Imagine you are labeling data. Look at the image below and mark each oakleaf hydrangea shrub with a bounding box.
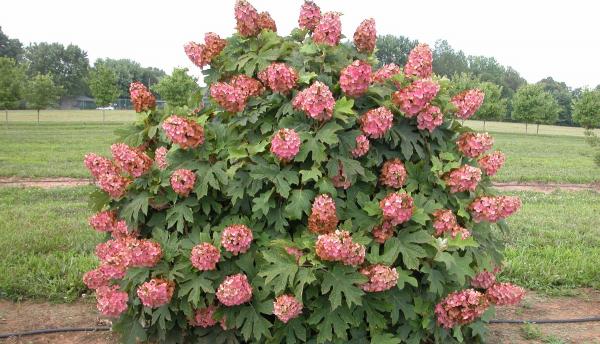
[83,1,524,342]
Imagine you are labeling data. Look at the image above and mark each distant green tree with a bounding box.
[25,42,89,97]
[95,58,166,98]
[572,89,600,129]
[24,74,62,123]
[467,56,526,100]
[375,35,417,67]
[0,26,24,61]
[512,84,560,134]
[88,64,120,122]
[451,73,507,129]
[0,57,26,121]
[537,77,573,124]
[432,40,468,77]
[151,68,199,108]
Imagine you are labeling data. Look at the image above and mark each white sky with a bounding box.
[1,0,599,89]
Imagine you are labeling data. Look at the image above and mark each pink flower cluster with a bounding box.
[371,221,395,243]
[190,243,220,271]
[478,151,506,176]
[392,79,440,117]
[372,63,401,84]
[154,147,168,170]
[417,105,444,132]
[432,209,457,237]
[360,106,394,139]
[353,18,376,53]
[452,89,485,119]
[270,128,301,161]
[170,169,196,197]
[308,194,338,234]
[456,132,494,158]
[111,143,152,178]
[312,12,341,46]
[451,226,471,240]
[184,32,227,68]
[210,75,263,113]
[469,196,521,223]
[162,115,205,149]
[84,153,131,199]
[273,294,303,323]
[485,283,525,306]
[359,264,399,292]
[89,210,117,233]
[129,82,156,113]
[379,192,414,226]
[137,278,175,308]
[293,81,335,121]
[315,230,366,266]
[191,305,218,328]
[380,159,408,189]
[234,0,260,37]
[435,289,489,329]
[83,264,126,290]
[257,11,277,32]
[221,224,253,255]
[216,273,253,306]
[351,134,370,158]
[298,1,321,30]
[331,162,351,189]
[258,63,298,93]
[96,285,128,317]
[285,247,304,263]
[404,43,433,79]
[471,270,497,290]
[340,60,372,98]
[129,240,162,267]
[444,165,482,193]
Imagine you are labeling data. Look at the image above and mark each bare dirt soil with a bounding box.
[0,177,91,189]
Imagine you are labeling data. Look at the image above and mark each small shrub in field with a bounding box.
[83,1,524,342]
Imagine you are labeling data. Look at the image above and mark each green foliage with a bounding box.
[24,73,62,111]
[537,77,573,124]
[572,89,600,129]
[88,63,120,107]
[151,68,200,108]
[375,35,417,67]
[512,84,560,130]
[0,57,26,110]
[0,26,24,61]
[94,58,166,98]
[433,40,468,78]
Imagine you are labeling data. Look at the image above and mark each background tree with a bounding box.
[451,73,507,129]
[572,89,600,129]
[0,57,26,122]
[25,42,89,97]
[512,84,560,134]
[88,63,120,122]
[375,34,417,66]
[95,58,166,98]
[432,40,468,77]
[150,68,199,108]
[24,74,62,123]
[0,26,24,61]
[537,77,573,125]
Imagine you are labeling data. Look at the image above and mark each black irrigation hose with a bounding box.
[2,318,600,339]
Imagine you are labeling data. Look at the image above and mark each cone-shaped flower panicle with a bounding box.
[351,134,370,158]
[360,106,393,139]
[469,196,521,223]
[129,82,156,113]
[340,60,372,98]
[372,63,402,84]
[457,132,494,158]
[221,224,253,255]
[444,165,482,193]
[154,146,168,170]
[84,153,131,199]
[110,220,134,239]
[234,0,260,37]
[471,270,497,290]
[371,221,395,243]
[452,89,485,120]
[315,230,365,266]
[312,12,341,46]
[353,18,376,53]
[308,194,338,234]
[417,105,444,132]
[96,285,128,317]
[216,273,253,306]
[478,151,505,176]
[128,239,163,267]
[137,278,175,308]
[210,75,263,113]
[432,209,458,237]
[258,63,298,93]
[190,305,218,328]
[230,74,265,98]
[435,289,489,329]
[111,143,152,178]
[293,81,335,121]
[485,283,525,306]
[379,192,414,226]
[270,128,301,162]
[257,11,277,32]
[380,159,408,189]
[299,1,321,30]
[83,264,126,290]
[273,294,303,323]
[359,264,399,292]
[184,32,227,68]
[162,115,205,149]
[190,243,220,271]
[392,79,440,117]
[89,210,117,233]
[404,43,433,79]
[170,169,196,197]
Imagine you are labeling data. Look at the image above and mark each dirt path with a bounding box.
[1,290,599,343]
[0,177,91,188]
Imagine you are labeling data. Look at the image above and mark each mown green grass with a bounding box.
[3,109,136,122]
[0,186,103,301]
[501,191,600,291]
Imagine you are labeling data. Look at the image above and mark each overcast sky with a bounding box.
[2,0,599,89]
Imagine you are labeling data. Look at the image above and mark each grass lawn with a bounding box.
[3,109,136,123]
[501,191,600,291]
[0,187,102,301]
